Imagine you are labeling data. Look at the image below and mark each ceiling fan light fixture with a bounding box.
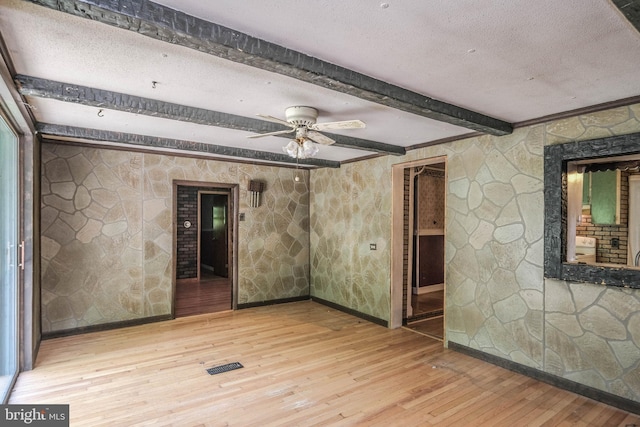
[283,138,320,159]
[283,139,299,158]
[301,139,319,158]
[254,105,364,159]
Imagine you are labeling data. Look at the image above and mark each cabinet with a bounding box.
[416,230,444,288]
[583,170,621,225]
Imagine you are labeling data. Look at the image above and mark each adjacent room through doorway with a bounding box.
[401,160,446,341]
[174,184,236,317]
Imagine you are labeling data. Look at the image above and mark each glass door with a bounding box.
[0,114,18,403]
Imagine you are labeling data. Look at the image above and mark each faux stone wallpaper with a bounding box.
[41,145,144,333]
[441,125,546,369]
[545,279,640,401]
[540,105,640,401]
[41,144,309,333]
[310,102,640,402]
[39,102,640,402]
[311,159,393,321]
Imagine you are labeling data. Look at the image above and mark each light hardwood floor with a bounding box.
[10,301,640,426]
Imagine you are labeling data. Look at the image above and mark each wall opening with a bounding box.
[391,156,447,339]
[174,182,238,317]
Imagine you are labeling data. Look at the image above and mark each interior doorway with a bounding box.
[199,192,229,279]
[174,184,237,317]
[391,157,446,341]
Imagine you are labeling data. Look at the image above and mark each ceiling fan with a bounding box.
[248,106,365,159]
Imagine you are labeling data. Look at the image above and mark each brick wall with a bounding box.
[402,168,410,320]
[176,186,199,278]
[575,171,635,265]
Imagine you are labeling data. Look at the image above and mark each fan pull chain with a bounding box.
[294,156,301,182]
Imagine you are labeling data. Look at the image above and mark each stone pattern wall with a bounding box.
[545,279,640,400]
[41,146,145,332]
[443,126,546,368]
[311,161,392,321]
[310,103,640,402]
[41,144,310,333]
[541,105,640,401]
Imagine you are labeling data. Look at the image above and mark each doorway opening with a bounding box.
[174,183,238,317]
[391,157,446,341]
[199,191,230,280]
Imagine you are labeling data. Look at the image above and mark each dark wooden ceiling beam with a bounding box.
[35,123,341,168]
[27,0,513,136]
[16,74,404,156]
[612,0,640,33]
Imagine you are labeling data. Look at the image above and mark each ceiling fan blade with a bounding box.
[256,114,293,127]
[306,130,336,145]
[310,119,366,131]
[247,128,295,139]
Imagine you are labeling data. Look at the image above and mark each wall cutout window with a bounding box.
[544,132,640,288]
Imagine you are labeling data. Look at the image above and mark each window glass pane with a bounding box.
[0,114,18,402]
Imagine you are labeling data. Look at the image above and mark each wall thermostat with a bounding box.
[183,220,192,229]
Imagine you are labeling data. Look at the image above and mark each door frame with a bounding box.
[0,55,38,384]
[173,181,239,314]
[390,156,447,331]
[628,175,640,266]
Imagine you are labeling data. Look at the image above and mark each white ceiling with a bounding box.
[1,0,639,167]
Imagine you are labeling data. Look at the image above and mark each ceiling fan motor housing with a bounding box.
[285,106,318,127]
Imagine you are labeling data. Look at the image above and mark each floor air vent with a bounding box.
[206,362,244,375]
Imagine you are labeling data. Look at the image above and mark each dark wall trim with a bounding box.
[406,131,483,151]
[544,132,640,288]
[36,123,341,168]
[612,0,640,34]
[514,95,640,129]
[42,314,172,339]
[27,0,512,136]
[311,296,389,328]
[237,295,309,310]
[449,341,640,416]
[42,138,318,171]
[405,96,640,152]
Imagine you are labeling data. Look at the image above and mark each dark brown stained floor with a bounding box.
[408,290,444,340]
[406,316,444,341]
[175,271,231,317]
[10,301,640,426]
[410,290,444,318]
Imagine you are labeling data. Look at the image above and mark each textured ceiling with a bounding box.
[1,0,639,168]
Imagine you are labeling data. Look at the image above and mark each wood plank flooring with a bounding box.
[10,301,640,426]
[175,273,231,317]
[408,290,444,340]
[410,290,444,319]
[405,316,444,341]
